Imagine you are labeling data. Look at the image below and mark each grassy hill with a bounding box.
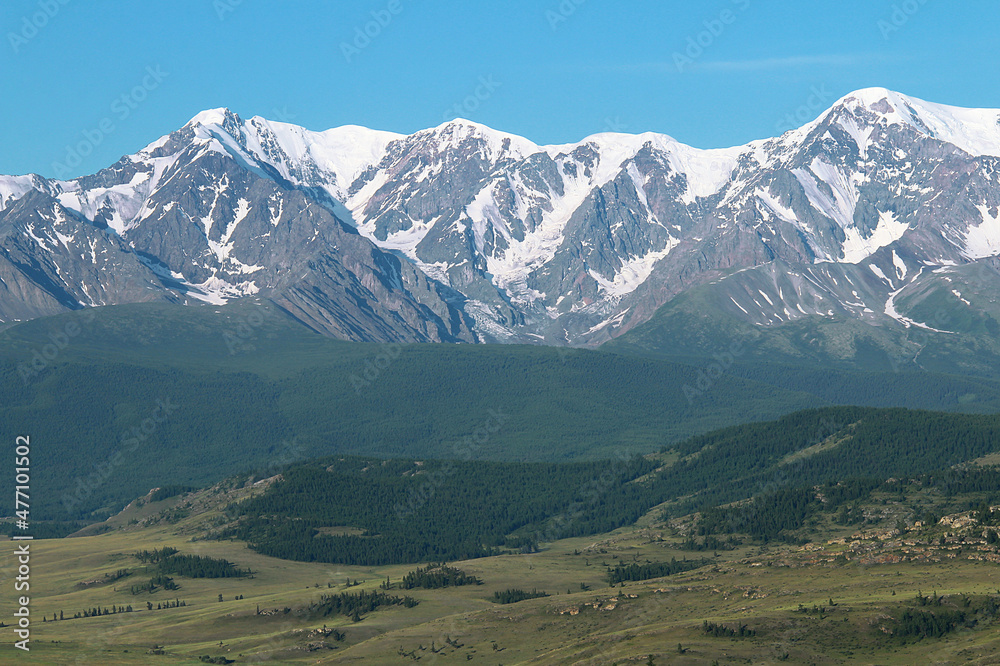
[603,268,1000,381]
[9,409,1000,663]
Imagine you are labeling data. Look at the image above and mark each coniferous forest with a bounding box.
[218,407,1000,566]
[225,456,660,565]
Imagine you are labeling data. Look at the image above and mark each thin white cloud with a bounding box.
[556,53,909,76]
[696,54,895,72]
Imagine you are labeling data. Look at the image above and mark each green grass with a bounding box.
[8,472,1000,665]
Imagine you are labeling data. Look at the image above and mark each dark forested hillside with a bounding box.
[224,456,661,565]
[660,407,1000,515]
[0,303,820,520]
[218,406,1000,566]
[6,303,1000,523]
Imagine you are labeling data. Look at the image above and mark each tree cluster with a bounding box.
[400,563,482,589]
[607,558,712,584]
[491,589,549,604]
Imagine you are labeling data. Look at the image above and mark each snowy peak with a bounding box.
[543,130,744,207]
[417,118,541,163]
[168,109,406,199]
[3,89,1000,347]
[0,174,54,213]
[733,89,1000,271]
[828,88,1000,157]
[184,107,241,129]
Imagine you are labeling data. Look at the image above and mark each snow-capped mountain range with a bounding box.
[2,88,1000,349]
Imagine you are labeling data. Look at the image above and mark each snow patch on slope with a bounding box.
[381,216,440,261]
[962,205,1000,259]
[184,275,260,305]
[244,117,403,196]
[465,146,624,305]
[588,242,679,298]
[892,250,908,279]
[885,286,949,332]
[792,158,859,231]
[792,155,909,263]
[841,211,909,263]
[585,308,630,335]
[838,116,875,153]
[207,197,252,263]
[868,263,892,285]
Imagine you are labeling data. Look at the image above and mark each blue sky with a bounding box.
[2,0,998,178]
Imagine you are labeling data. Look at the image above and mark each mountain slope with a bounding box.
[8,300,1000,520]
[0,301,826,519]
[1,89,999,359]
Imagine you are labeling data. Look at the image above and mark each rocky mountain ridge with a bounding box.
[2,88,999,353]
